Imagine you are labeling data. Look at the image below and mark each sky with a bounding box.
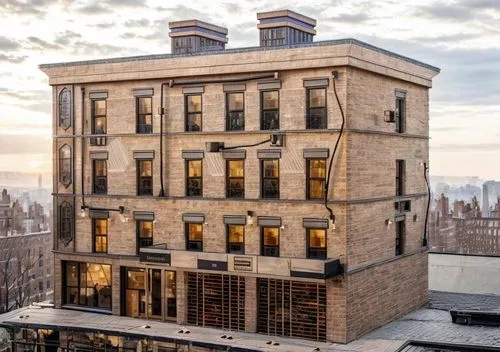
[0,0,499,179]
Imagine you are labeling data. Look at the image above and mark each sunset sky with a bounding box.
[0,0,499,178]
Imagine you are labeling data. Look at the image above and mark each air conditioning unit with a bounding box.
[270,133,285,147]
[90,136,107,146]
[384,110,396,123]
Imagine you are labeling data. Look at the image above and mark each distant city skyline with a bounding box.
[1,0,499,177]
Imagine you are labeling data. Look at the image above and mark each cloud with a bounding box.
[0,53,27,63]
[27,36,62,50]
[325,13,370,24]
[415,0,499,22]
[75,3,112,15]
[0,135,51,155]
[104,0,146,7]
[92,22,115,29]
[54,30,82,46]
[0,0,45,16]
[124,18,150,27]
[432,143,500,152]
[0,36,21,51]
[70,41,136,56]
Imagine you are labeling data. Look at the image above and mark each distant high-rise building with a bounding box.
[37,173,43,189]
[482,181,500,217]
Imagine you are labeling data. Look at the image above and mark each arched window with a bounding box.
[59,144,72,187]
[59,88,72,130]
[59,201,73,246]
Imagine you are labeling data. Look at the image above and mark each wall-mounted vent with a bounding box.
[169,19,228,54]
[256,9,316,47]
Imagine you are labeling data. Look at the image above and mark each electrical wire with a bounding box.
[324,72,345,223]
[221,137,272,150]
[423,162,430,246]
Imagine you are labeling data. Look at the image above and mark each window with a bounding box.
[59,201,73,246]
[226,160,244,198]
[92,160,107,194]
[261,28,286,46]
[59,88,71,130]
[261,90,279,130]
[186,223,203,251]
[136,221,153,254]
[93,219,108,253]
[396,95,406,133]
[395,219,405,255]
[46,280,50,289]
[185,95,202,131]
[307,159,326,200]
[136,97,152,133]
[186,159,202,197]
[39,281,44,292]
[64,262,112,310]
[91,99,106,134]
[261,227,279,257]
[261,159,279,199]
[174,37,193,54]
[306,88,327,129]
[227,225,244,254]
[59,144,72,187]
[307,229,327,259]
[137,160,153,196]
[226,92,244,131]
[396,159,405,196]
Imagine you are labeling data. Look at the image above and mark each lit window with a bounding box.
[186,223,203,251]
[261,227,279,257]
[137,160,153,196]
[137,221,153,253]
[185,95,202,131]
[307,159,326,200]
[93,219,108,253]
[227,160,244,198]
[227,225,245,254]
[307,229,327,259]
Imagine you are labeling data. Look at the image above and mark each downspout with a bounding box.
[81,87,86,210]
[423,162,430,247]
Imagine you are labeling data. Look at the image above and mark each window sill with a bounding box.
[62,304,112,315]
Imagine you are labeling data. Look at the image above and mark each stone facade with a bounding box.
[42,37,439,344]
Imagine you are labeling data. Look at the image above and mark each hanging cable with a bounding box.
[324,71,345,224]
[220,137,272,151]
[423,162,430,246]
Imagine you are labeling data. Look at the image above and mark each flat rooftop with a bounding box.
[1,292,499,351]
[38,38,440,72]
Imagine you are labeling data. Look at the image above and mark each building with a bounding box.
[39,9,439,345]
[0,231,53,313]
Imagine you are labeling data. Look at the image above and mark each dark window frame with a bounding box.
[395,219,406,255]
[260,90,280,130]
[91,99,107,134]
[227,224,245,254]
[136,220,153,254]
[307,228,327,260]
[137,159,153,196]
[226,159,244,198]
[396,96,406,133]
[261,159,279,199]
[261,226,280,257]
[226,92,245,131]
[92,159,107,195]
[186,159,203,197]
[396,159,405,196]
[136,96,153,134]
[306,87,327,129]
[186,223,203,252]
[92,218,108,254]
[59,144,72,187]
[306,158,326,200]
[184,94,202,132]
